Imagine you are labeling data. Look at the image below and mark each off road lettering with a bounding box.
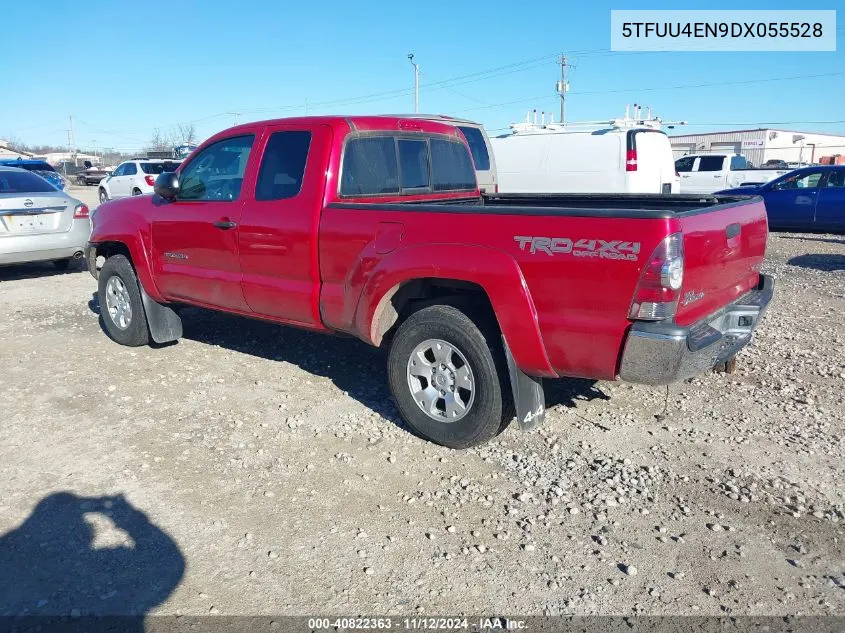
[514,236,640,261]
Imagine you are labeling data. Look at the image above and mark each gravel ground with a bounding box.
[0,220,843,618]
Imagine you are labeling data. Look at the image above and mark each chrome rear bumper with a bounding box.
[618,274,774,385]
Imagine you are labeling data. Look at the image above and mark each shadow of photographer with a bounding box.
[0,491,184,629]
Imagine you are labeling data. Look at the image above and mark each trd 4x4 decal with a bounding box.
[514,236,641,261]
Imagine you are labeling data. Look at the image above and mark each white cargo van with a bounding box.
[491,120,679,194]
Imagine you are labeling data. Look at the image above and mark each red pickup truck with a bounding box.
[86,115,773,448]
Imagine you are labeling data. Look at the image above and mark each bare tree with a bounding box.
[172,123,197,145]
[2,135,26,151]
[147,128,170,152]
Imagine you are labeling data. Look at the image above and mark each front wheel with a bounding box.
[387,304,508,449]
[99,188,109,204]
[98,254,150,347]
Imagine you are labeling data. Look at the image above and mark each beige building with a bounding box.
[669,128,845,166]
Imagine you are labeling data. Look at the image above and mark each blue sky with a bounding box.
[2,0,842,152]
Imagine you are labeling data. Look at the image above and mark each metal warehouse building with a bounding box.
[669,129,845,166]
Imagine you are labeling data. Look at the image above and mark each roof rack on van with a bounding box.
[505,105,687,135]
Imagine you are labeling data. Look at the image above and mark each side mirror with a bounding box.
[155,172,180,201]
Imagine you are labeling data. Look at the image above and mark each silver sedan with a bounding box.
[0,166,92,270]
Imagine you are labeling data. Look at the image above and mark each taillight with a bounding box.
[628,233,684,321]
[626,149,638,172]
[145,175,156,186]
[73,204,90,219]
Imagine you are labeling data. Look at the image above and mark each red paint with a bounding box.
[89,115,769,383]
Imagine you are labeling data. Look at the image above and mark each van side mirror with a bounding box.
[154,172,180,200]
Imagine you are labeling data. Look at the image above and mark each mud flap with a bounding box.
[503,338,546,431]
[140,286,183,344]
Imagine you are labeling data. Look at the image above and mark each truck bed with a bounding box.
[329,192,759,218]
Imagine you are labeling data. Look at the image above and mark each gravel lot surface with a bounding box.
[1,207,843,617]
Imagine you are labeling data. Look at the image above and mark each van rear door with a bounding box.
[626,130,678,194]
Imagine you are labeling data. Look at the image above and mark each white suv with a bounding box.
[98,159,181,203]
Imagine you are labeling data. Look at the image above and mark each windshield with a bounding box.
[141,162,180,174]
[0,170,58,193]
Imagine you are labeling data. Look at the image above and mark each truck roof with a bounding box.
[219,115,466,138]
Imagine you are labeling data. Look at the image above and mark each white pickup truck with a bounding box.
[675,154,791,194]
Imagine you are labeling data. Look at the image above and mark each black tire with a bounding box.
[53,259,71,271]
[387,304,510,449]
[98,254,150,347]
[99,188,108,204]
[132,188,142,196]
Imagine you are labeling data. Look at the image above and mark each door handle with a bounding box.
[213,220,237,229]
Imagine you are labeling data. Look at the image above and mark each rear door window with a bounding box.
[124,163,138,175]
[340,137,399,196]
[430,139,476,191]
[697,156,725,172]
[255,130,312,200]
[141,162,177,175]
[457,126,490,171]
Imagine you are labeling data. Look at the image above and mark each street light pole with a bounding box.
[408,53,419,113]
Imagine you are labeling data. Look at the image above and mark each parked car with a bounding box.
[76,166,111,186]
[675,153,790,194]
[0,166,91,269]
[98,159,182,203]
[491,124,679,194]
[86,115,772,448]
[716,165,845,233]
[0,159,66,190]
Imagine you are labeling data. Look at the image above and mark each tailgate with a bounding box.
[674,197,768,326]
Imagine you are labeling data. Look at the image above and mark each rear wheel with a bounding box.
[99,188,108,204]
[98,255,150,347]
[387,304,508,449]
[132,187,142,196]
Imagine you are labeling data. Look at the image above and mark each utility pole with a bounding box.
[229,112,241,125]
[555,55,574,125]
[68,115,77,165]
[304,98,309,115]
[408,53,419,113]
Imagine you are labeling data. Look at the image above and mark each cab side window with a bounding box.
[340,137,399,196]
[124,163,138,176]
[112,164,126,177]
[178,135,255,201]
